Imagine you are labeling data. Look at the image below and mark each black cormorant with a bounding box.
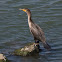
[19,8,51,50]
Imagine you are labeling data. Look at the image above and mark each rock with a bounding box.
[0,54,8,62]
[13,42,41,56]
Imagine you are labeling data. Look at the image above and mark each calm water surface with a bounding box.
[0,0,62,62]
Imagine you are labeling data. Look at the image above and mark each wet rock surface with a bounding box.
[0,54,8,62]
[13,43,41,56]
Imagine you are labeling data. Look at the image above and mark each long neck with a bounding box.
[27,12,33,24]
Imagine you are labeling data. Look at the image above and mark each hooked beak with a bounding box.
[19,9,26,12]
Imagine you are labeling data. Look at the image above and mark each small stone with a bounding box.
[0,54,8,62]
[0,54,6,61]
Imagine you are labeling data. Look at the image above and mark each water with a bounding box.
[0,0,62,62]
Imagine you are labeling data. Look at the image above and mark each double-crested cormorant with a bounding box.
[19,8,51,50]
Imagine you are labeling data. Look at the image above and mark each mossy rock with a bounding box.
[13,43,40,56]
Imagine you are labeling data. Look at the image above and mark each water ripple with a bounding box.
[0,0,62,62]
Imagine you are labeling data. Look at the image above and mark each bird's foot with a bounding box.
[34,43,40,49]
[35,40,39,43]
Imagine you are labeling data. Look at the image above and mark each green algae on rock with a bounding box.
[14,43,40,56]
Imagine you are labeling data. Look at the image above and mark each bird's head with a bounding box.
[19,8,31,14]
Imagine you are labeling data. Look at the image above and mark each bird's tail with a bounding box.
[43,42,51,50]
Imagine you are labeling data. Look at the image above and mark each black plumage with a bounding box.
[19,8,51,50]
